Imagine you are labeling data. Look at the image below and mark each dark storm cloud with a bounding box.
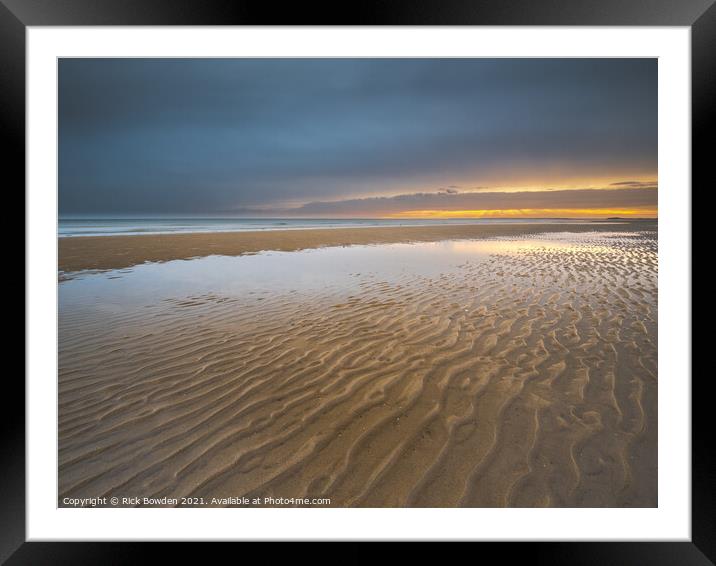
[58,58,657,215]
[609,181,657,188]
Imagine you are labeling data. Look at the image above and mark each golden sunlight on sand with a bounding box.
[58,222,657,508]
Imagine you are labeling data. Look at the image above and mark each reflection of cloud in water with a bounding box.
[59,231,654,312]
[445,238,572,255]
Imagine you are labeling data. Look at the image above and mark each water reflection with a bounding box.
[58,232,652,311]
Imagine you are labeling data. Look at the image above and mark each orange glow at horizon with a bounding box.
[349,176,658,200]
[384,208,658,219]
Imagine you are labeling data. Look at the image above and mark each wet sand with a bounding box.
[58,225,657,507]
[59,221,652,274]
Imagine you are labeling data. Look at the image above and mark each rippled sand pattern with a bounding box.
[58,232,657,507]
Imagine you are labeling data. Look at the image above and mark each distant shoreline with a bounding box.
[58,219,657,275]
[57,217,657,238]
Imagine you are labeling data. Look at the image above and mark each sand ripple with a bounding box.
[58,231,657,507]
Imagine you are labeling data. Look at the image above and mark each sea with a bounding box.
[58,217,608,237]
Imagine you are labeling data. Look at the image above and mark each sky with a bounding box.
[59,58,657,218]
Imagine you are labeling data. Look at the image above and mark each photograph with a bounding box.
[56,57,659,509]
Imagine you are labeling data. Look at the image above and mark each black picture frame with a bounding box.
[6,0,706,562]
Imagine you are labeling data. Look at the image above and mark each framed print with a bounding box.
[6,0,707,562]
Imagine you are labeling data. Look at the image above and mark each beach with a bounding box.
[58,221,652,274]
[58,221,657,507]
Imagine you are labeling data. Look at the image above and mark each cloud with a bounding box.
[58,58,657,215]
[254,185,658,217]
[609,181,657,188]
